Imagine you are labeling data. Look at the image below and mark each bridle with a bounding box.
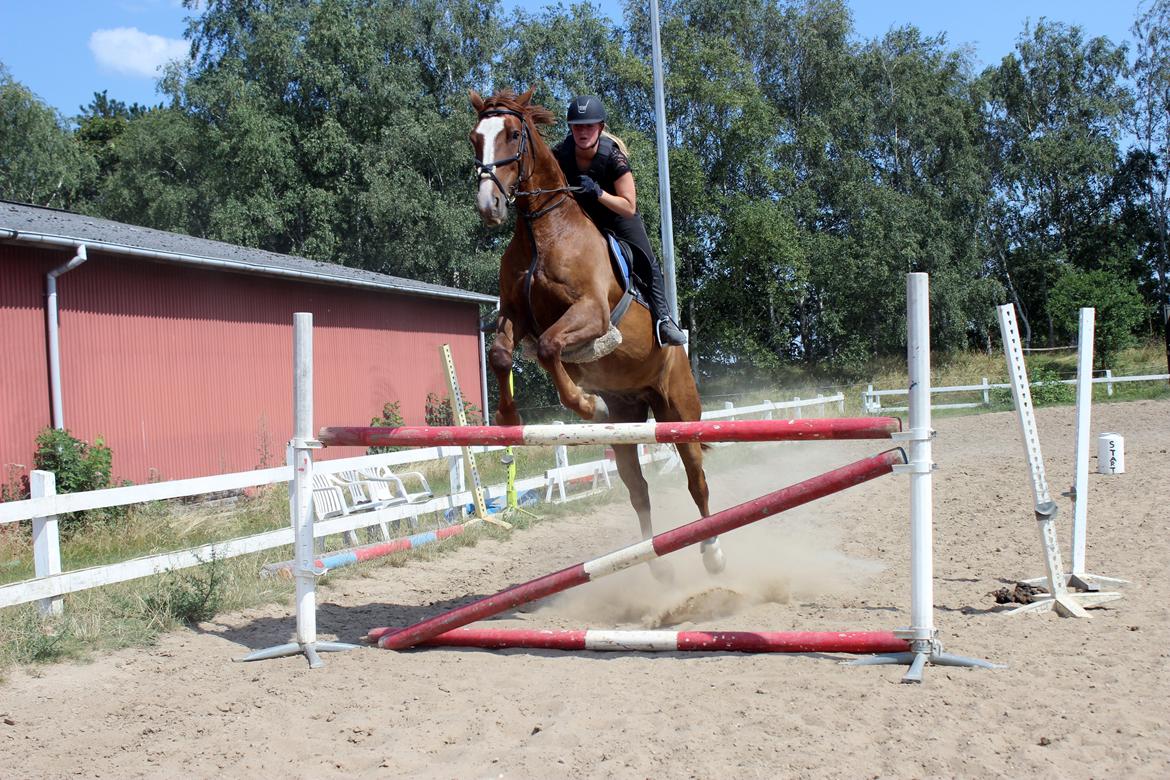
[473,108,580,220]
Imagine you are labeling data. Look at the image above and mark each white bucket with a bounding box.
[1097,432,1125,475]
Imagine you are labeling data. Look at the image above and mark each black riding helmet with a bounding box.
[567,95,606,125]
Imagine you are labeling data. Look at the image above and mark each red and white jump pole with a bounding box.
[417,628,911,654]
[247,274,998,681]
[318,417,901,449]
[368,449,906,648]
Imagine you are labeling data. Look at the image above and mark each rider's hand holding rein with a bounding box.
[576,174,604,200]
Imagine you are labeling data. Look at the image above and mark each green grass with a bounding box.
[0,445,624,676]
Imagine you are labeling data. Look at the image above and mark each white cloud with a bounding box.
[89,27,188,78]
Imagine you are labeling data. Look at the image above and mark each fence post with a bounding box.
[553,421,568,501]
[448,453,465,494]
[553,421,569,470]
[982,377,990,406]
[817,393,825,417]
[838,394,845,414]
[1105,368,1114,397]
[764,400,773,420]
[864,384,874,414]
[30,470,63,617]
[793,396,802,419]
[723,401,734,419]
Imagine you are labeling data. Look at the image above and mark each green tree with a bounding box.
[979,21,1131,346]
[1130,0,1170,310]
[0,63,92,208]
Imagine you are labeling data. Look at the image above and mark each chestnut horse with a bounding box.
[469,87,724,576]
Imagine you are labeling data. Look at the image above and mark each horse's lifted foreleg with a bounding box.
[536,300,610,421]
[489,312,523,426]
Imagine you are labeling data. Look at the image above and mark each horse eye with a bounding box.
[511,130,521,140]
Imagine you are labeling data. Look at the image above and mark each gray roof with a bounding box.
[0,200,496,305]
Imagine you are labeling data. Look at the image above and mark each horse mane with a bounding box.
[481,89,556,126]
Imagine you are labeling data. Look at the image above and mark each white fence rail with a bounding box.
[862,371,1169,413]
[1,392,841,612]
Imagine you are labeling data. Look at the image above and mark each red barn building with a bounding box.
[1,201,495,483]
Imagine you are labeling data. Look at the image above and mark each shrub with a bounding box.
[32,427,125,535]
[1,464,28,502]
[141,556,225,627]
[425,390,483,426]
[1027,365,1075,406]
[1049,270,1146,364]
[368,401,405,454]
[34,427,114,494]
[988,365,1073,408]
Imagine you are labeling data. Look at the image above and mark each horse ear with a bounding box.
[469,89,485,113]
[518,87,535,106]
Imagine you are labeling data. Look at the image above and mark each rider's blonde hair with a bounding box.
[602,130,630,158]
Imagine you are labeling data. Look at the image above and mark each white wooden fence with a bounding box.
[862,370,1170,413]
[1,392,842,614]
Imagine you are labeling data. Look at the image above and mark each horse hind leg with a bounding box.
[676,441,724,574]
[611,439,673,584]
[651,367,724,575]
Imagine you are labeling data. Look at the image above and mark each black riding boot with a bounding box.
[639,255,687,347]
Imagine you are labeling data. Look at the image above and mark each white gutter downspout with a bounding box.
[46,244,89,429]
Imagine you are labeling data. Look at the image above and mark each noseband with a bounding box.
[474,109,530,205]
[474,108,580,220]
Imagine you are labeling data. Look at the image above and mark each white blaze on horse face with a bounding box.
[475,116,507,220]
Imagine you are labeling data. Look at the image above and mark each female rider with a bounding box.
[552,95,687,347]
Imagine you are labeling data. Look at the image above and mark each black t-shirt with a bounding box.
[553,134,635,232]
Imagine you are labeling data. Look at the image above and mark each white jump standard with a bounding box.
[995,304,1122,616]
[240,314,359,667]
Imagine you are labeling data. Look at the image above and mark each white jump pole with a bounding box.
[995,304,1121,616]
[852,273,1000,682]
[1067,308,1128,591]
[241,313,357,667]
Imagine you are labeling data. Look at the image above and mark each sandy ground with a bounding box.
[1,399,1168,779]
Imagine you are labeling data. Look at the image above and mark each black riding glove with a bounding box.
[577,175,603,199]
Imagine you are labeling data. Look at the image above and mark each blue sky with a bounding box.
[0,1,1148,119]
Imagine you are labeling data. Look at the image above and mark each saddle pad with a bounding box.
[606,233,632,293]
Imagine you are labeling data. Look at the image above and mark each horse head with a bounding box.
[468,87,554,226]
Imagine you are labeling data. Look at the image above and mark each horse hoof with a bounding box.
[648,558,675,584]
[590,395,609,422]
[700,539,726,575]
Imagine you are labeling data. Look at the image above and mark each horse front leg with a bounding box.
[535,300,610,422]
[488,313,523,426]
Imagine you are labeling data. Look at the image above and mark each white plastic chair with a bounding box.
[310,473,363,548]
[358,465,433,505]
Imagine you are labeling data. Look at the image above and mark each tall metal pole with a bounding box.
[649,0,678,320]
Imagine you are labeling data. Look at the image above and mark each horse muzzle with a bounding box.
[476,178,508,226]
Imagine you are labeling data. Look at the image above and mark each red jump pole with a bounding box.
[319,417,901,449]
[418,628,911,654]
[369,448,906,650]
